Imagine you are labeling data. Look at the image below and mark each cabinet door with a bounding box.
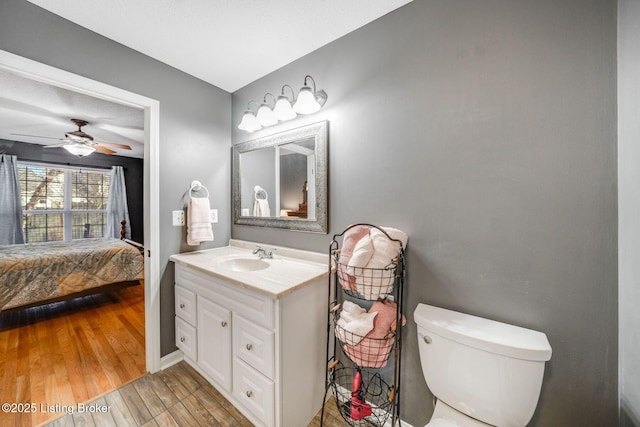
[197,296,232,392]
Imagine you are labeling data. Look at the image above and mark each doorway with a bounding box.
[0,49,160,420]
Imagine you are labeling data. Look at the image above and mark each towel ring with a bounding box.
[190,180,209,199]
[254,185,268,200]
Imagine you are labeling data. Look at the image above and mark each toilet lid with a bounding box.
[426,418,458,427]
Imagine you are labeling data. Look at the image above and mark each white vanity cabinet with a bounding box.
[171,247,328,427]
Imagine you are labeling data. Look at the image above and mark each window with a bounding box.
[18,163,111,243]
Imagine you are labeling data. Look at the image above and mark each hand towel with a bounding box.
[338,225,370,291]
[253,199,271,217]
[187,197,213,246]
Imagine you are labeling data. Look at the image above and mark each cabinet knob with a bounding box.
[246,390,253,398]
[180,336,185,343]
[221,321,228,327]
[423,335,432,344]
[246,344,253,351]
[179,303,185,309]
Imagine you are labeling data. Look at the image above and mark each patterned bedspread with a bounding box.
[0,238,144,312]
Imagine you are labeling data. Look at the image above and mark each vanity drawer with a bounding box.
[175,285,196,326]
[175,264,274,329]
[233,314,275,379]
[175,317,197,361]
[233,358,274,427]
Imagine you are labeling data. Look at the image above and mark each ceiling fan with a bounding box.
[10,118,132,157]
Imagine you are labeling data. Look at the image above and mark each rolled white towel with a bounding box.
[355,227,408,299]
[340,300,366,322]
[366,227,407,268]
[335,301,377,346]
[346,233,374,274]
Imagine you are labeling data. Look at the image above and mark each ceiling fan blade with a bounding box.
[95,141,132,150]
[9,133,62,140]
[43,143,69,148]
[94,145,117,155]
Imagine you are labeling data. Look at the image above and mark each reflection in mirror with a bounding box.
[278,139,315,219]
[233,121,328,233]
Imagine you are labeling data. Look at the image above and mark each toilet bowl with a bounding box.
[414,304,552,427]
[426,400,492,427]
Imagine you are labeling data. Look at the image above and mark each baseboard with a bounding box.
[160,349,184,370]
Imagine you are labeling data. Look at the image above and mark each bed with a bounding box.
[0,235,144,313]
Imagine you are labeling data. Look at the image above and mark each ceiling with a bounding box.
[26,0,414,92]
[0,69,145,158]
[2,0,413,158]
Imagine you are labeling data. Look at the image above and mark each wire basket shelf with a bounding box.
[321,223,406,427]
[329,366,395,427]
[331,304,396,369]
[335,259,398,301]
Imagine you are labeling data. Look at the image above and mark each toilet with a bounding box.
[414,304,552,427]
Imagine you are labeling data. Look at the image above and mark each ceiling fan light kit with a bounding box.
[10,118,133,157]
[237,75,327,133]
[63,143,96,157]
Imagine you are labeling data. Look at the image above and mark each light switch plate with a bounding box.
[172,210,185,226]
[210,209,218,223]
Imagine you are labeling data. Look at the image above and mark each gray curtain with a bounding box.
[105,165,131,239]
[0,154,25,245]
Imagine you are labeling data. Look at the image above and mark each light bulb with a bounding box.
[293,87,321,114]
[273,95,297,121]
[238,111,262,132]
[63,143,96,157]
[256,103,278,126]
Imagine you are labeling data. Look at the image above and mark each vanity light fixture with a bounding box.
[237,75,327,132]
[237,100,262,133]
[256,93,278,126]
[273,85,297,121]
[293,75,327,115]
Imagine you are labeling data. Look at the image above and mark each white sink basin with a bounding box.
[219,257,270,272]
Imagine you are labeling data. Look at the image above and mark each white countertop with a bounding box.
[169,239,329,299]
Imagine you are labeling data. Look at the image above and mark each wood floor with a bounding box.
[0,284,146,427]
[41,360,348,427]
[0,284,349,426]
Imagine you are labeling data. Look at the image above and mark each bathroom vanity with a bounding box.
[169,240,329,427]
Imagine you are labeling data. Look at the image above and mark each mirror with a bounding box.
[233,121,328,233]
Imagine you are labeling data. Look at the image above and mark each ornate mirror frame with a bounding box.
[232,120,328,233]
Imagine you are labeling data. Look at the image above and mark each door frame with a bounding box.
[0,49,161,373]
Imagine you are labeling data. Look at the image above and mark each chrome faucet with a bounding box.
[253,246,274,259]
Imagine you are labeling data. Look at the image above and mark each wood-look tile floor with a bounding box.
[0,285,146,427]
[42,361,347,427]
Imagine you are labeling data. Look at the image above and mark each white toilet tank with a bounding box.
[414,304,552,427]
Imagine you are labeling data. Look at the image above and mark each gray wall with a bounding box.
[0,139,144,244]
[0,0,232,357]
[618,1,640,425]
[232,1,618,426]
